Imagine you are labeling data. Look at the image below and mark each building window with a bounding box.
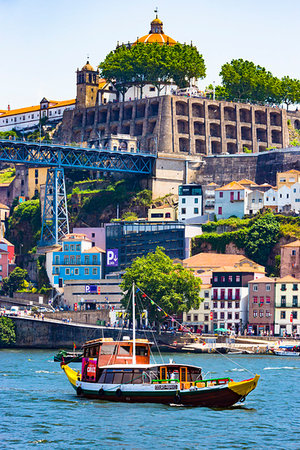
[236,276,241,283]
[194,208,199,214]
[92,255,97,264]
[281,311,286,319]
[253,296,258,303]
[228,289,232,300]
[70,244,75,251]
[219,192,223,198]
[187,315,191,321]
[92,268,97,275]
[281,284,286,291]
[194,314,198,322]
[259,310,264,318]
[213,289,218,300]
[253,310,257,318]
[259,297,264,305]
[218,207,222,215]
[221,276,225,283]
[266,310,271,317]
[182,198,186,204]
[253,285,258,291]
[220,301,225,309]
[292,284,298,291]
[84,256,89,264]
[213,301,217,308]
[235,312,239,320]
[64,257,69,264]
[266,296,271,304]
[65,268,70,275]
[228,301,232,308]
[235,289,240,300]
[213,312,217,319]
[292,296,298,307]
[76,244,80,251]
[204,315,209,321]
[235,301,240,309]
[228,276,233,283]
[74,268,79,275]
[292,250,296,256]
[0,265,2,272]
[204,302,209,310]
[213,276,218,282]
[181,208,186,215]
[84,268,89,275]
[204,291,209,298]
[228,312,232,320]
[64,244,69,251]
[281,296,286,307]
[54,255,59,264]
[292,311,297,319]
[266,284,271,291]
[220,312,225,319]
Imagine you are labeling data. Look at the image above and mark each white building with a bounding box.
[247,190,264,215]
[214,181,251,220]
[0,98,75,132]
[291,182,300,213]
[178,184,203,222]
[264,185,291,212]
[182,284,212,333]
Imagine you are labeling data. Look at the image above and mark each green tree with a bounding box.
[0,317,16,345]
[244,213,280,266]
[6,199,41,252]
[99,42,206,98]
[220,59,276,103]
[120,247,202,327]
[279,76,300,110]
[2,267,29,296]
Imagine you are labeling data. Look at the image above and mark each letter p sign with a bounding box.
[107,249,118,267]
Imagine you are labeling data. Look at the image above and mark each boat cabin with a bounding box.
[81,338,152,381]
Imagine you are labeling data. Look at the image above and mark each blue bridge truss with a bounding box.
[0,140,156,247]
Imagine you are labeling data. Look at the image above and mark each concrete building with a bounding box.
[291,182,300,213]
[182,253,254,277]
[248,276,275,335]
[202,182,218,214]
[247,190,264,215]
[280,240,300,279]
[214,181,251,219]
[211,261,265,333]
[63,278,122,310]
[0,98,75,132]
[46,233,105,288]
[178,184,202,222]
[263,185,291,212]
[274,275,300,336]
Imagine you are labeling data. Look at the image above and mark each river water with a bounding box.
[0,349,300,449]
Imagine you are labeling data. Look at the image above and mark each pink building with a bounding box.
[281,240,300,279]
[0,249,9,281]
[0,237,15,264]
[248,276,275,335]
[73,227,106,250]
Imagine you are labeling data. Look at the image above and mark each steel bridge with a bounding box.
[0,139,156,247]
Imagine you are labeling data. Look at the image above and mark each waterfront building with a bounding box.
[178,184,203,222]
[46,233,105,288]
[211,262,265,333]
[63,278,122,310]
[280,240,300,279]
[182,253,255,277]
[182,283,212,333]
[214,181,251,220]
[274,275,300,336]
[0,98,75,132]
[263,185,291,212]
[248,276,275,335]
[105,221,186,275]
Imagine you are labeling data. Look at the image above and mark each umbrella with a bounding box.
[214,327,228,332]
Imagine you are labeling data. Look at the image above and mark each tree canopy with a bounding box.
[2,267,29,296]
[0,317,16,345]
[217,59,300,107]
[120,247,202,325]
[6,199,41,252]
[99,42,206,98]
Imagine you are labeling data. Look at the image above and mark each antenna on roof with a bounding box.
[87,53,90,63]
[154,7,158,17]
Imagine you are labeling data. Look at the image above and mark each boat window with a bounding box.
[187,368,202,382]
[101,344,117,355]
[180,367,187,382]
[122,369,133,384]
[160,367,167,380]
[90,346,99,357]
[136,346,148,356]
[98,370,106,383]
[118,345,131,355]
[113,370,123,384]
[104,370,114,384]
[132,369,143,384]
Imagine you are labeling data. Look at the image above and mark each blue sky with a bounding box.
[1,0,299,109]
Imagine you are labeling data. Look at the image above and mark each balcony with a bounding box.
[54,261,100,266]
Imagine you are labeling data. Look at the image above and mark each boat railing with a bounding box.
[150,377,231,389]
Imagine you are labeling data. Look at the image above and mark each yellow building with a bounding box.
[274,275,300,336]
[147,205,177,222]
[277,169,300,189]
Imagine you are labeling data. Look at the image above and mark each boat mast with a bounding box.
[132,282,136,364]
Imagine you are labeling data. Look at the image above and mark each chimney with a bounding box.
[8,105,10,111]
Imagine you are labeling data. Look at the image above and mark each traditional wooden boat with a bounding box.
[61,336,259,407]
[61,284,259,407]
[273,345,300,356]
[54,349,83,363]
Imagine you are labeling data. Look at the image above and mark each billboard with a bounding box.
[106,249,119,267]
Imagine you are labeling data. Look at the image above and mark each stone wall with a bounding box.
[44,310,110,325]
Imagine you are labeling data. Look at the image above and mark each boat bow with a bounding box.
[228,374,260,397]
[61,363,80,389]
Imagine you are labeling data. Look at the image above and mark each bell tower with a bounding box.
[76,60,99,108]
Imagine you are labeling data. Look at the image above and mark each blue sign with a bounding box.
[107,249,118,267]
[85,285,101,294]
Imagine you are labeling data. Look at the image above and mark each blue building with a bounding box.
[46,233,105,288]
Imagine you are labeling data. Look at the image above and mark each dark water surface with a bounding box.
[1,349,300,449]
